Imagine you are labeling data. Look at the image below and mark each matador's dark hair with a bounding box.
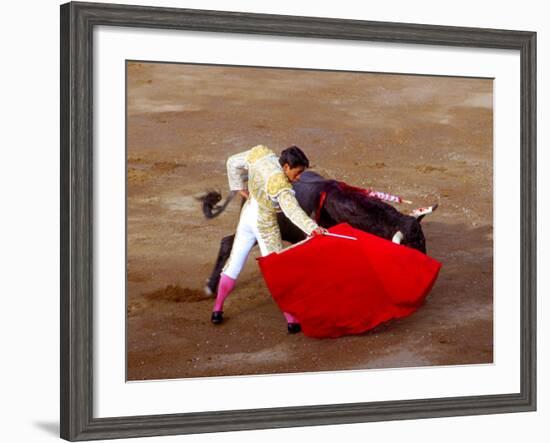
[279,145,310,169]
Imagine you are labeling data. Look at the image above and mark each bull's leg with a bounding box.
[204,234,235,295]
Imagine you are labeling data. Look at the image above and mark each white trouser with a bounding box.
[222,198,271,280]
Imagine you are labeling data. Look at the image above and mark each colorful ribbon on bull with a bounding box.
[337,181,403,203]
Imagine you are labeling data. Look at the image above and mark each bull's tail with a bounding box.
[197,190,237,219]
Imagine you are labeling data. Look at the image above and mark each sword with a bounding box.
[323,232,357,241]
[281,231,357,253]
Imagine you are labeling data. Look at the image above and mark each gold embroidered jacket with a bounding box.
[226,145,319,252]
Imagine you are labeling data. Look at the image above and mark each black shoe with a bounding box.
[287,323,302,334]
[211,311,224,324]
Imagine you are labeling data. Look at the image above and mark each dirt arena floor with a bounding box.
[126,61,493,381]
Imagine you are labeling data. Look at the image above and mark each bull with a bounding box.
[200,170,436,295]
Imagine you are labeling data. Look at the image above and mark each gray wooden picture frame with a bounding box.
[60,1,537,441]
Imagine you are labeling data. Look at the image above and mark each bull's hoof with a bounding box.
[211,311,224,325]
[287,323,302,334]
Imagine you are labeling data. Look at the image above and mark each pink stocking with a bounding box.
[213,274,236,312]
[283,312,299,324]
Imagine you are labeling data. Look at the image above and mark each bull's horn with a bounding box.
[392,231,404,244]
[411,203,439,220]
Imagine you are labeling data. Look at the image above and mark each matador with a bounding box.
[211,145,326,333]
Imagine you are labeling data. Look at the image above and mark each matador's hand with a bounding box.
[311,227,328,236]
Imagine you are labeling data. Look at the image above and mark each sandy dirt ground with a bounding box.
[126,61,493,381]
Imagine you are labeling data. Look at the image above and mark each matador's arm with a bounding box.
[226,150,249,191]
[267,173,319,236]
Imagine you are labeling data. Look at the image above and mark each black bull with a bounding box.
[202,170,427,295]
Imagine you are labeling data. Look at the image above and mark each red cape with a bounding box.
[257,223,441,338]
